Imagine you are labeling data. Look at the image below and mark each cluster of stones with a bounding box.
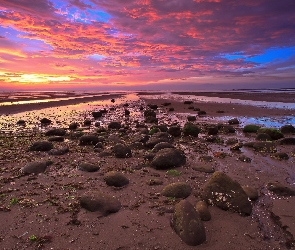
[18,100,295,246]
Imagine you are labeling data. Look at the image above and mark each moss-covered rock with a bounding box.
[183,122,201,137]
[151,148,186,169]
[257,128,284,140]
[161,182,192,198]
[243,124,261,133]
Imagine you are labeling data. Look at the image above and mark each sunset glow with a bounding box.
[0,0,294,90]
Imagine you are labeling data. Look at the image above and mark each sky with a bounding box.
[0,0,294,91]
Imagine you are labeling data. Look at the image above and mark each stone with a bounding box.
[242,186,259,200]
[80,191,121,215]
[78,162,100,172]
[144,109,156,117]
[195,201,211,221]
[271,152,289,160]
[48,136,64,142]
[21,160,53,174]
[280,124,295,134]
[45,128,66,136]
[192,163,215,173]
[220,125,235,133]
[257,128,284,140]
[167,126,182,137]
[267,182,295,196]
[79,135,99,145]
[29,141,53,151]
[92,111,102,119]
[201,171,252,215]
[16,120,26,126]
[278,138,295,145]
[48,147,69,155]
[184,100,193,104]
[207,126,219,135]
[108,121,121,129]
[104,171,129,187]
[198,110,206,116]
[146,178,163,186]
[113,144,132,158]
[152,142,174,153]
[183,122,201,137]
[243,124,261,133]
[171,200,206,246]
[238,155,252,163]
[124,109,130,116]
[69,122,79,130]
[151,148,186,170]
[145,116,158,123]
[145,132,172,149]
[228,118,239,125]
[40,118,51,125]
[161,182,192,198]
[83,119,91,126]
[256,133,272,141]
[187,115,196,121]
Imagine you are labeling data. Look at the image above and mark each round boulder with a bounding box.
[151,148,186,170]
[79,135,99,146]
[21,160,53,174]
[195,201,211,221]
[104,171,129,187]
[113,144,132,158]
[161,182,192,198]
[29,141,53,151]
[171,200,206,246]
[45,128,66,136]
[78,162,100,172]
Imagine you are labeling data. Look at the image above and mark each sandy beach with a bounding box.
[0,91,295,249]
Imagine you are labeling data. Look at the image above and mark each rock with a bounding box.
[207,126,219,135]
[16,120,26,126]
[243,124,261,133]
[48,147,69,155]
[156,124,168,132]
[151,148,186,170]
[152,142,174,153]
[220,125,235,133]
[45,128,66,136]
[242,186,259,200]
[256,133,272,141]
[226,138,238,145]
[29,141,53,151]
[148,104,158,110]
[92,111,102,119]
[79,135,99,145]
[228,118,239,125]
[111,98,115,103]
[145,116,158,123]
[144,109,156,117]
[194,107,201,111]
[108,121,121,129]
[83,119,91,126]
[162,102,171,106]
[230,143,243,151]
[267,182,295,196]
[183,122,201,137]
[146,178,163,186]
[145,132,172,149]
[257,128,284,140]
[69,122,79,130]
[124,109,130,116]
[199,155,213,162]
[271,152,289,160]
[21,160,53,174]
[238,155,252,163]
[184,100,193,104]
[113,144,132,158]
[169,107,174,111]
[80,191,121,215]
[198,110,206,116]
[94,121,100,127]
[161,182,192,198]
[78,162,100,172]
[48,136,64,142]
[201,171,252,215]
[40,118,51,125]
[167,126,182,137]
[278,137,295,145]
[104,171,129,187]
[195,201,211,221]
[252,141,277,153]
[192,163,215,173]
[187,115,196,121]
[171,200,206,246]
[280,124,295,134]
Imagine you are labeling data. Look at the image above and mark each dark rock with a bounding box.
[145,116,158,123]
[108,121,121,129]
[167,126,182,137]
[45,128,66,136]
[145,132,172,149]
[188,106,194,110]
[162,182,192,198]
[124,109,130,116]
[146,178,163,186]
[280,124,295,134]
[16,120,26,126]
[92,111,102,119]
[151,148,186,170]
[256,133,272,141]
[243,124,261,133]
[271,152,289,160]
[230,143,243,151]
[48,147,69,155]
[94,121,100,127]
[257,128,284,140]
[187,115,196,121]
[278,137,295,145]
[193,107,201,111]
[226,138,238,145]
[156,124,168,132]
[228,118,239,125]
[80,191,121,215]
[79,135,99,145]
[207,126,219,135]
[267,182,295,196]
[171,200,206,246]
[69,131,84,139]
[238,155,252,163]
[111,98,115,103]
[199,155,213,162]
[220,125,235,133]
[198,110,207,116]
[184,100,193,104]
[94,142,104,149]
[242,186,259,200]
[113,143,132,158]
[83,119,91,126]
[69,122,79,130]
[21,160,53,174]
[104,171,129,187]
[201,171,252,215]
[29,141,53,151]
[144,152,156,161]
[252,141,277,153]
[152,142,174,153]
[144,109,156,117]
[148,104,158,110]
[192,163,215,173]
[40,118,51,125]
[78,162,100,172]
[216,110,224,113]
[183,122,201,137]
[162,102,171,106]
[168,107,174,111]
[195,201,211,221]
[48,136,64,142]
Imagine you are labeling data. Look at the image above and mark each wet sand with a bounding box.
[0,91,294,249]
